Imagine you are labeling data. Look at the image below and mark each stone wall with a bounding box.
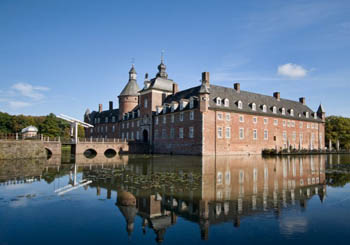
[0,141,47,159]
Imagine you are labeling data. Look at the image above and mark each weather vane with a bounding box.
[131,57,135,66]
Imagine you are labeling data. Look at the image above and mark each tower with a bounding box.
[118,64,140,119]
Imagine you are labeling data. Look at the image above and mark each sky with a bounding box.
[0,0,349,119]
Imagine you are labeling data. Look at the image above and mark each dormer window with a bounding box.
[313,113,317,119]
[180,102,184,110]
[189,98,194,109]
[305,112,309,118]
[238,100,243,109]
[281,108,286,115]
[298,113,301,118]
[224,98,229,107]
[262,104,267,112]
[252,103,256,111]
[290,109,294,117]
[163,105,167,114]
[216,97,222,106]
[272,106,277,114]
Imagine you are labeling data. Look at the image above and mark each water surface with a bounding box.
[1,154,350,244]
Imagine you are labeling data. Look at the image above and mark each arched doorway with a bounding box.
[143,129,148,143]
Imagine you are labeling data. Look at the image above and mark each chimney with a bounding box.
[202,72,210,85]
[172,83,179,95]
[273,92,280,101]
[109,101,113,110]
[299,97,306,105]
[234,83,240,93]
[98,104,102,112]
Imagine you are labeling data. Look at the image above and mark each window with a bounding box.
[162,129,167,139]
[217,112,223,120]
[273,106,277,114]
[190,98,194,109]
[262,104,267,112]
[131,121,134,127]
[290,109,294,116]
[314,113,317,119]
[291,121,295,127]
[179,128,184,139]
[163,116,166,124]
[136,131,140,140]
[224,98,229,107]
[144,98,148,108]
[126,122,129,128]
[274,119,278,126]
[253,129,257,140]
[137,120,140,127]
[300,133,303,144]
[112,116,116,122]
[180,112,184,122]
[238,100,243,109]
[131,132,134,140]
[189,127,194,138]
[253,117,257,124]
[155,117,159,125]
[216,97,222,106]
[217,127,223,138]
[311,123,314,129]
[252,103,256,111]
[305,112,309,118]
[283,131,287,141]
[292,131,296,141]
[239,128,244,139]
[226,113,230,121]
[283,120,286,127]
[225,171,231,185]
[126,132,129,140]
[217,172,223,184]
[239,115,244,122]
[287,121,290,127]
[264,118,268,125]
[225,127,231,138]
[307,123,310,129]
[171,114,175,123]
[190,111,194,120]
[300,122,303,129]
[112,125,115,132]
[282,108,286,115]
[170,128,175,139]
[264,129,268,140]
[121,132,124,139]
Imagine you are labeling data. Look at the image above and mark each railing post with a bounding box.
[15,133,18,140]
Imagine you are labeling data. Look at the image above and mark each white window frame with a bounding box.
[252,103,256,111]
[224,98,229,107]
[190,111,194,120]
[179,128,184,139]
[216,97,222,106]
[238,100,243,109]
[189,127,194,138]
[239,115,244,122]
[217,112,223,120]
[239,128,244,139]
[226,113,230,121]
[264,129,268,140]
[180,112,184,122]
[217,127,223,139]
[282,108,286,115]
[253,129,257,140]
[274,119,278,126]
[144,98,148,108]
[253,117,257,124]
[262,104,267,112]
[225,127,231,139]
[273,106,277,114]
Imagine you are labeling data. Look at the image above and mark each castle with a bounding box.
[84,60,325,155]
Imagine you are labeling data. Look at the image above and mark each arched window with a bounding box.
[238,100,243,109]
[252,103,256,111]
[224,98,229,107]
[262,104,267,112]
[282,107,286,115]
[216,97,222,106]
[273,106,277,114]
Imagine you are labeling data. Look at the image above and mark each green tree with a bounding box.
[325,116,350,149]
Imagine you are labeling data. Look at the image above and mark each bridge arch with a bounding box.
[104,148,117,158]
[83,148,97,159]
[45,147,53,159]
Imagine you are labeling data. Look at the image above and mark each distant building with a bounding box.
[84,60,326,155]
[21,125,38,138]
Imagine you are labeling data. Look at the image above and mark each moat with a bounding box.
[1,154,350,244]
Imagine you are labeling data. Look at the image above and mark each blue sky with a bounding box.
[0,0,349,119]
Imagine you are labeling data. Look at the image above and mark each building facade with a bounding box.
[84,61,326,155]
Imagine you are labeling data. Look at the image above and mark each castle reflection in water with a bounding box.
[0,154,331,243]
[78,155,327,242]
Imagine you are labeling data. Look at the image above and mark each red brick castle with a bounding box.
[84,60,325,155]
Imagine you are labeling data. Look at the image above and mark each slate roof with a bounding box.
[162,84,322,122]
[140,77,175,93]
[119,79,140,96]
[209,85,322,122]
[89,109,119,124]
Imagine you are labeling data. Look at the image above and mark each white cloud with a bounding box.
[8,101,32,109]
[277,63,308,78]
[11,82,49,100]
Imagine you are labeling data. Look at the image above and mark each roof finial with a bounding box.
[131,57,135,67]
[161,49,164,63]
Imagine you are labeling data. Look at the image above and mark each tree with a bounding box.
[325,116,350,150]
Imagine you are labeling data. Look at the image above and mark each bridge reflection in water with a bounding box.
[78,155,326,242]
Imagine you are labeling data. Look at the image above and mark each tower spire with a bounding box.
[156,50,168,79]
